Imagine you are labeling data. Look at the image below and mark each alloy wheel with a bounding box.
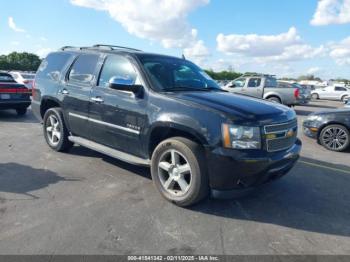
[157,149,192,196]
[46,115,61,146]
[321,126,349,151]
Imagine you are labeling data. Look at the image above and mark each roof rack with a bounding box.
[60,45,142,52]
[242,73,276,78]
[92,44,142,52]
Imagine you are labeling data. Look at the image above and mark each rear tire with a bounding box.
[341,95,349,102]
[151,137,209,207]
[16,108,27,116]
[43,108,73,152]
[319,124,350,152]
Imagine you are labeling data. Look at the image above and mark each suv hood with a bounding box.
[170,91,295,124]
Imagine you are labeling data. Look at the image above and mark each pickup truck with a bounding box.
[32,45,301,206]
[223,75,303,106]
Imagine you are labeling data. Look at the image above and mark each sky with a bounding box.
[0,0,349,79]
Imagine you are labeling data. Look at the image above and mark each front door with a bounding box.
[242,77,263,98]
[61,53,101,138]
[88,54,147,157]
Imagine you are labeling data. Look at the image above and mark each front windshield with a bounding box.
[138,55,220,92]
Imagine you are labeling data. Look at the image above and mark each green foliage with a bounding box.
[297,74,322,82]
[0,52,41,71]
[205,69,242,80]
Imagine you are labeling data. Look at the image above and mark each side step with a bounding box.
[68,136,150,166]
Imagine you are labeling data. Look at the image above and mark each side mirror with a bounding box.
[109,77,143,94]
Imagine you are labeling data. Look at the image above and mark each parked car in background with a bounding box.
[32,45,301,206]
[0,72,31,115]
[223,74,302,106]
[304,110,350,152]
[278,81,310,105]
[9,71,36,91]
[311,85,350,102]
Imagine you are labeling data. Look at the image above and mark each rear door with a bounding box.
[88,54,147,157]
[334,86,348,100]
[61,53,101,138]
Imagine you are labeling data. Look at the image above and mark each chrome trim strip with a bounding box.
[68,112,140,135]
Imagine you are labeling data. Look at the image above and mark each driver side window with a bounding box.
[98,55,139,88]
[232,78,246,88]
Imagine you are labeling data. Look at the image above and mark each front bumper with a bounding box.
[206,139,301,196]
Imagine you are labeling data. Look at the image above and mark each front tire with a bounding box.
[311,93,319,100]
[43,108,73,152]
[151,137,209,207]
[267,96,281,104]
[319,124,350,152]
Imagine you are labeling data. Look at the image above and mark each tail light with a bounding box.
[294,89,300,98]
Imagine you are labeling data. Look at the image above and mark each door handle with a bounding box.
[59,89,69,95]
[91,97,104,103]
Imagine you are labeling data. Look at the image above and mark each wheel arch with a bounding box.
[147,122,209,158]
[40,96,62,118]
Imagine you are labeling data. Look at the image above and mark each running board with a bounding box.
[68,136,150,166]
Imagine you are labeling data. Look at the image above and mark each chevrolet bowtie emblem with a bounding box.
[286,129,295,138]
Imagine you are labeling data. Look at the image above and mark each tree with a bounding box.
[297,74,322,82]
[0,52,41,71]
[205,69,242,80]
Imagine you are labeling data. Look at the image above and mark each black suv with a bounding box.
[32,45,301,206]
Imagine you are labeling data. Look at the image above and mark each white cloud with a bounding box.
[216,27,325,63]
[307,67,322,74]
[10,41,20,46]
[8,17,26,33]
[70,0,209,49]
[183,40,210,65]
[256,44,327,63]
[311,0,350,26]
[217,27,301,57]
[329,36,350,65]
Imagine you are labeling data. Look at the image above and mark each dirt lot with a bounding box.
[0,100,349,255]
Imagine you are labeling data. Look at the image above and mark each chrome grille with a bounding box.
[264,120,298,152]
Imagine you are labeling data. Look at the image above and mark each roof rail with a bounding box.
[242,73,276,78]
[60,46,81,51]
[92,44,142,52]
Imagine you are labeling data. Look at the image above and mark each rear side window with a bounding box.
[98,55,139,88]
[265,77,277,88]
[37,52,72,81]
[68,54,100,86]
[335,86,347,91]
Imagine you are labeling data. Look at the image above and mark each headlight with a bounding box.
[307,115,322,121]
[222,124,261,149]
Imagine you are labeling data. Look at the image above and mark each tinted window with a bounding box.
[22,74,35,79]
[248,78,261,88]
[98,55,138,87]
[68,54,100,86]
[335,86,347,91]
[138,55,220,91]
[37,52,72,81]
[265,77,277,88]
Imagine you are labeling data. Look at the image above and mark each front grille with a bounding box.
[264,120,298,152]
